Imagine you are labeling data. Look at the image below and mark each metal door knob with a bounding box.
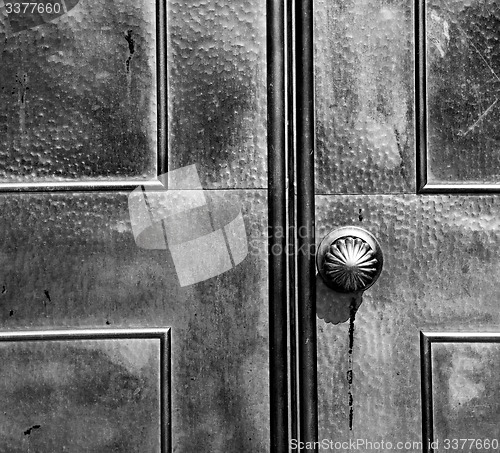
[316,226,383,293]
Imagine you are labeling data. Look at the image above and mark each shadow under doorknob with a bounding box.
[316,226,384,293]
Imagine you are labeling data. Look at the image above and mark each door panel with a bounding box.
[0,0,157,183]
[425,1,500,184]
[316,195,500,443]
[0,331,165,452]
[167,0,267,189]
[314,0,414,194]
[432,340,500,445]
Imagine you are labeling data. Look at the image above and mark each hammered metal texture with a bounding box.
[0,189,269,452]
[0,0,157,182]
[314,0,414,194]
[167,0,267,189]
[0,338,161,451]
[433,342,500,443]
[427,1,500,183]
[316,195,500,444]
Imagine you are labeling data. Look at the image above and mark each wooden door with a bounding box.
[313,0,500,450]
[0,0,273,451]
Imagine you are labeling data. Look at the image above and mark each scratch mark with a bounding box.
[442,1,500,85]
[459,98,499,137]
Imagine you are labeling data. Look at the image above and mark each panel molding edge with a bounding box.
[420,331,500,453]
[0,327,171,452]
[415,0,500,194]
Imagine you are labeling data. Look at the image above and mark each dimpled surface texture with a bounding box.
[432,342,500,441]
[0,0,157,182]
[168,0,267,188]
[0,339,161,452]
[0,189,269,451]
[316,195,500,444]
[315,0,414,194]
[427,0,500,182]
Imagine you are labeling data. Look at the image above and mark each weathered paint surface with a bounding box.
[0,0,269,450]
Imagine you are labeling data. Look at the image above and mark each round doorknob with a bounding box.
[316,226,383,293]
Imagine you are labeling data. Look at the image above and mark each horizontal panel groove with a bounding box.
[0,327,171,341]
[418,184,500,194]
[0,183,269,193]
[422,332,500,343]
[0,181,167,193]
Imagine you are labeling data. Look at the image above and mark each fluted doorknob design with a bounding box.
[317,226,383,293]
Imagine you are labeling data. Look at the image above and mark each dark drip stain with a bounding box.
[23,425,41,436]
[358,209,364,222]
[394,127,408,182]
[43,290,51,311]
[348,298,357,431]
[125,30,135,73]
[16,73,29,104]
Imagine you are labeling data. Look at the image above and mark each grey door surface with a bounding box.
[0,0,271,451]
[314,0,500,450]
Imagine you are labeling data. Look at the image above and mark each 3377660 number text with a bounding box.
[5,3,61,14]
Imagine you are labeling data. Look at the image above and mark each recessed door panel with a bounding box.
[0,331,166,452]
[167,0,267,189]
[425,1,500,185]
[314,0,414,194]
[0,0,157,184]
[0,189,269,451]
[429,338,500,448]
